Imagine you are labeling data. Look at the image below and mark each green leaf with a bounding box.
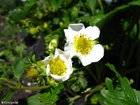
[101,89,129,105]
[106,63,120,77]
[101,76,139,105]
[24,0,36,13]
[105,78,114,92]
[102,63,139,105]
[86,0,96,15]
[89,0,140,28]
[2,91,15,101]
[8,9,26,23]
[27,94,45,105]
[119,77,137,104]
[70,73,88,92]
[90,93,103,104]
[13,57,28,80]
[133,89,140,104]
[49,0,64,12]
[39,83,64,104]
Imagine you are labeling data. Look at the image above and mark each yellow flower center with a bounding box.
[49,56,66,76]
[74,34,93,55]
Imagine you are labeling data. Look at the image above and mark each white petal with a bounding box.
[54,48,62,58]
[77,44,104,66]
[84,26,100,40]
[64,42,76,58]
[64,23,85,43]
[46,65,50,76]
[64,29,75,42]
[55,48,71,62]
[42,56,53,65]
[62,75,70,81]
[50,74,64,80]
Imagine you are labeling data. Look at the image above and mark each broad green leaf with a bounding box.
[49,0,64,12]
[119,77,137,104]
[24,0,36,13]
[27,94,45,105]
[70,74,88,92]
[101,89,131,105]
[102,63,139,105]
[86,0,96,15]
[13,57,28,80]
[133,89,140,104]
[105,78,114,92]
[39,83,64,104]
[88,0,140,28]
[90,93,103,104]
[2,91,15,101]
[8,9,26,23]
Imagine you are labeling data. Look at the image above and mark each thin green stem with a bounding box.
[125,40,138,70]
[97,0,104,11]
[8,85,50,90]
[82,84,104,94]
[0,78,18,86]
[86,66,99,83]
[135,42,140,88]
[0,77,50,91]
[70,95,81,102]
[121,67,140,76]
[70,84,104,102]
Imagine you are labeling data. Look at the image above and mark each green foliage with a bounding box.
[13,57,28,80]
[0,0,15,15]
[1,0,140,104]
[68,72,88,92]
[90,93,104,105]
[1,91,15,101]
[39,83,64,104]
[101,63,140,105]
[27,94,45,105]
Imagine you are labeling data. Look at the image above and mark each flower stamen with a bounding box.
[74,34,93,55]
[49,56,66,76]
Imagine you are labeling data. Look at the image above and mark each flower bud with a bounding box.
[27,67,39,79]
[29,27,38,35]
[48,39,58,52]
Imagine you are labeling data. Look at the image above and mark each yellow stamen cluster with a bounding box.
[49,57,66,76]
[74,34,93,55]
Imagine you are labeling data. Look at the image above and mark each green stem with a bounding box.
[97,0,104,11]
[70,84,104,102]
[86,66,99,83]
[0,78,50,91]
[121,67,140,76]
[70,95,81,102]
[0,78,18,86]
[8,85,50,90]
[135,42,140,88]
[81,84,104,94]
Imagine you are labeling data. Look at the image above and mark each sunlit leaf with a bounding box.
[39,83,64,104]
[27,94,45,105]
[13,57,28,80]
[2,91,15,101]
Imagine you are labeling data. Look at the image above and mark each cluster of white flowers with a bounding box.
[42,23,104,81]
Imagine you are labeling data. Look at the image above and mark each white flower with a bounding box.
[64,23,104,66]
[42,48,73,81]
